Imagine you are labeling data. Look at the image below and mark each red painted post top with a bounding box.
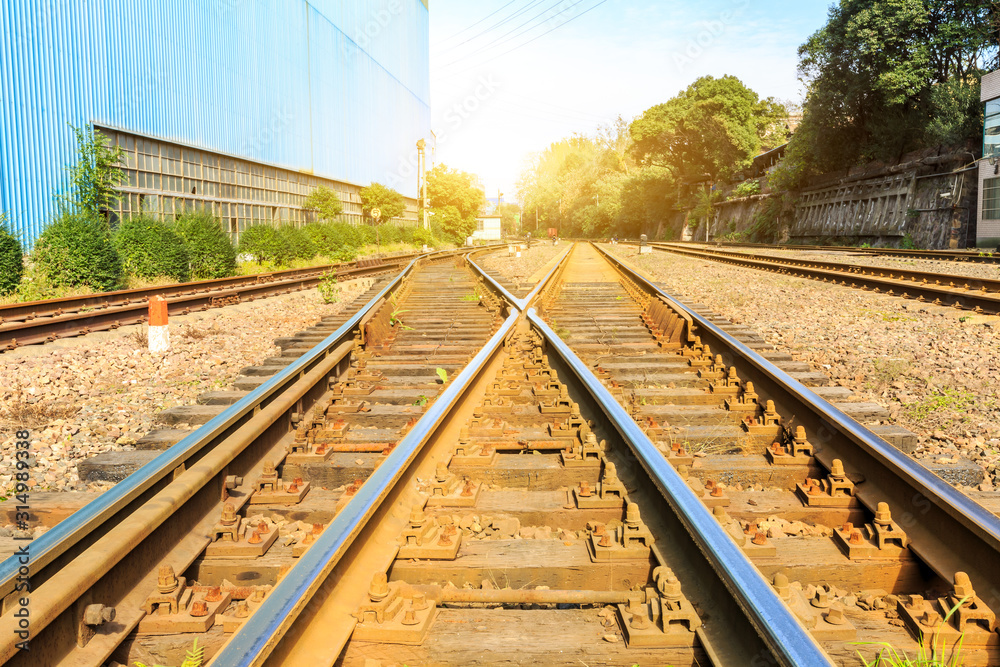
[149,296,168,326]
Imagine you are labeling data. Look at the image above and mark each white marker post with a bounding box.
[148,295,170,353]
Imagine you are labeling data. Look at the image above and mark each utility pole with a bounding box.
[416,139,428,230]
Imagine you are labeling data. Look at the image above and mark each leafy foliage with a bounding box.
[278,224,318,261]
[629,75,787,182]
[359,183,405,222]
[731,180,762,198]
[426,164,487,243]
[412,226,435,247]
[112,215,190,281]
[774,0,998,187]
[427,164,487,219]
[0,213,24,296]
[173,210,237,279]
[33,210,123,291]
[238,224,291,265]
[317,274,340,303]
[435,205,476,244]
[302,185,344,220]
[64,126,127,224]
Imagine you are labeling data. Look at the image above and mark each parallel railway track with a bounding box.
[0,254,419,351]
[645,241,1000,314]
[1,243,998,665]
[698,240,1000,264]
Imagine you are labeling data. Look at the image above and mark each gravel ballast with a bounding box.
[0,280,372,496]
[477,241,568,295]
[606,245,1000,488]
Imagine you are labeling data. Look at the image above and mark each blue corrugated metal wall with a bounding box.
[0,0,430,247]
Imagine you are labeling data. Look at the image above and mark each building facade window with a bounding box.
[101,127,416,242]
[985,100,1000,160]
[983,177,1000,220]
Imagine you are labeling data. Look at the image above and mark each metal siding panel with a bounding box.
[2,0,428,246]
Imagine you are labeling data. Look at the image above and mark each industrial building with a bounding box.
[0,0,430,247]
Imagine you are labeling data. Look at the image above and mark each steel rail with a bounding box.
[466,243,572,310]
[0,257,414,350]
[210,313,521,667]
[699,240,1000,263]
[596,243,1000,608]
[648,242,1000,313]
[0,247,486,607]
[526,307,832,667]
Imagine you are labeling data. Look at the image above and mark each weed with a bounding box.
[0,387,79,430]
[460,291,480,302]
[181,322,225,340]
[435,368,448,384]
[852,596,968,666]
[127,326,149,347]
[904,388,977,422]
[413,395,429,407]
[134,637,204,667]
[866,358,911,389]
[317,273,340,303]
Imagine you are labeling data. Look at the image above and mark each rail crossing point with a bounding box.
[148,296,170,353]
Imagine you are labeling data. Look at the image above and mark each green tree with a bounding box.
[359,183,405,222]
[434,205,476,244]
[427,164,487,219]
[496,202,521,236]
[777,0,997,187]
[302,185,344,220]
[629,75,787,182]
[64,125,128,225]
[426,164,486,243]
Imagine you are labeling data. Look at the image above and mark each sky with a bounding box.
[427,0,835,202]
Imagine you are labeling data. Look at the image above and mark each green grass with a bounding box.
[904,387,978,422]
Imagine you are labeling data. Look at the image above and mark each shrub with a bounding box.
[33,210,123,291]
[375,223,401,244]
[112,215,190,282]
[732,180,762,198]
[174,210,237,279]
[412,226,434,248]
[278,224,318,261]
[239,224,290,265]
[0,214,24,295]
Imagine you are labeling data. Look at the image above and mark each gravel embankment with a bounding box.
[0,280,371,495]
[606,245,1000,487]
[477,241,568,294]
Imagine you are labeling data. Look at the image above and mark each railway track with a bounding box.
[698,240,1000,264]
[0,254,419,351]
[645,241,1000,314]
[2,243,999,665]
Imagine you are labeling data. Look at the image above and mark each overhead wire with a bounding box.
[435,0,549,53]
[437,0,520,43]
[438,0,586,67]
[438,0,610,75]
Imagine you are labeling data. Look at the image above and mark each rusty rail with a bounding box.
[699,240,1000,263]
[648,242,1000,313]
[595,242,1000,628]
[0,255,415,351]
